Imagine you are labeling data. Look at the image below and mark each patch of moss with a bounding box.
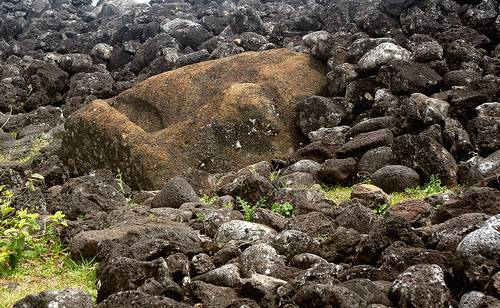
[322,185,353,203]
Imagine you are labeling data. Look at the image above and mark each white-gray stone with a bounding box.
[358,42,411,71]
[212,220,277,250]
[456,214,500,259]
[240,243,284,278]
[91,43,113,61]
[410,93,450,124]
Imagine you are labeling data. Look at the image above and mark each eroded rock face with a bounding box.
[61,49,327,190]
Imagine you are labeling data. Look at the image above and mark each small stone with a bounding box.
[350,184,389,208]
[92,43,114,61]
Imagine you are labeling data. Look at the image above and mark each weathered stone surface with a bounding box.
[456,214,500,260]
[212,220,277,250]
[61,49,327,190]
[390,264,455,308]
[13,289,93,308]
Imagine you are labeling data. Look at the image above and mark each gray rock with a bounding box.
[412,40,443,62]
[459,291,500,308]
[457,214,500,259]
[350,183,389,208]
[212,220,277,250]
[476,102,500,117]
[297,96,350,136]
[358,42,411,71]
[327,63,359,96]
[390,264,455,308]
[240,243,285,278]
[271,230,320,260]
[273,172,315,188]
[317,157,357,185]
[202,209,243,238]
[410,93,450,125]
[96,290,190,308]
[151,177,199,208]
[96,257,170,302]
[13,289,93,308]
[191,253,215,276]
[160,18,212,48]
[357,146,395,176]
[392,134,458,186]
[337,128,394,158]
[237,32,268,51]
[283,159,321,176]
[240,274,287,307]
[303,31,331,48]
[467,117,500,157]
[380,60,443,94]
[347,38,395,63]
[466,150,500,185]
[293,284,368,307]
[193,263,241,288]
[289,253,328,269]
[92,43,114,61]
[372,165,420,193]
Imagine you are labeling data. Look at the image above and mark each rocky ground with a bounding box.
[0,0,499,307]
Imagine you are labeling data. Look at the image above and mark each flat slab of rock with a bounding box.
[61,49,327,189]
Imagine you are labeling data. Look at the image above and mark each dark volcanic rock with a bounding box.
[317,157,357,185]
[96,257,171,302]
[297,96,350,136]
[357,146,395,176]
[371,165,420,193]
[393,134,458,186]
[96,291,190,308]
[390,264,456,308]
[151,177,199,209]
[337,128,394,158]
[379,60,443,94]
[13,289,93,308]
[355,216,423,264]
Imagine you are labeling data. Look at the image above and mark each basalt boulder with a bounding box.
[61,49,327,190]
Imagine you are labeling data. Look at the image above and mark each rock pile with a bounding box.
[0,0,498,307]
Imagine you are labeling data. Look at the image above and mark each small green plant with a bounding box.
[271,202,294,218]
[222,202,233,209]
[315,233,330,242]
[405,175,446,197]
[17,134,51,163]
[0,184,67,270]
[249,165,258,176]
[200,194,219,206]
[195,212,205,221]
[269,169,282,182]
[25,173,44,192]
[236,197,266,222]
[115,168,125,194]
[388,175,448,205]
[374,203,390,215]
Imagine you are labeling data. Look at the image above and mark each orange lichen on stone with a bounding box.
[61,49,327,190]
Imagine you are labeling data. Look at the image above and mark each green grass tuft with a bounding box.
[0,255,97,308]
[388,175,449,205]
